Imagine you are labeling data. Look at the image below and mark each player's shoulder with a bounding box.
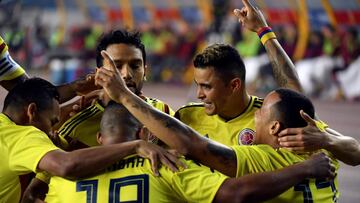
[58,102,103,136]
[144,96,168,106]
[176,102,204,112]
[144,96,173,115]
[175,102,204,119]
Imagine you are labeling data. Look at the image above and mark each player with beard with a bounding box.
[56,29,173,149]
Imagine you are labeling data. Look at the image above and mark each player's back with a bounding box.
[45,155,226,203]
[232,144,339,203]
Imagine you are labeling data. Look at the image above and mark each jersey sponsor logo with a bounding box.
[238,128,255,145]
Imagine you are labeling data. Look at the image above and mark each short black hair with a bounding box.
[96,29,146,67]
[3,78,59,112]
[272,88,315,128]
[193,43,246,83]
[100,101,141,138]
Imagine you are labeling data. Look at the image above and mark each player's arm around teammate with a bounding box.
[213,152,334,202]
[278,110,360,166]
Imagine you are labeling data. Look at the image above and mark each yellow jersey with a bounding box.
[58,97,174,148]
[0,36,26,81]
[232,144,339,203]
[176,95,263,146]
[45,155,227,203]
[0,113,59,203]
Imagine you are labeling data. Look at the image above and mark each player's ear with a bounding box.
[26,103,37,123]
[229,77,242,92]
[96,132,103,145]
[269,120,281,136]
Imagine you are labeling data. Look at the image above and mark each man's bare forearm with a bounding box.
[215,161,311,203]
[56,83,77,103]
[0,74,28,91]
[120,91,237,176]
[38,140,141,179]
[325,128,360,166]
[264,39,303,92]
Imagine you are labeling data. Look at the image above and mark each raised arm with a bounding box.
[234,0,302,92]
[278,110,360,166]
[95,50,238,177]
[214,152,335,203]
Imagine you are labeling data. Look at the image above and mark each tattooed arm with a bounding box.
[263,39,302,92]
[95,50,238,177]
[234,0,302,92]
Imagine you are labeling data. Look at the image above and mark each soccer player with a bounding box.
[57,29,173,149]
[176,0,360,166]
[175,0,302,147]
[94,52,341,202]
[0,35,98,103]
[0,78,181,203]
[44,102,335,203]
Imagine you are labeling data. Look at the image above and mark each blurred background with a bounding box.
[0,0,359,202]
[1,0,360,100]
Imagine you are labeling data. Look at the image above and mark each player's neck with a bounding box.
[267,134,281,149]
[219,92,251,121]
[3,109,28,125]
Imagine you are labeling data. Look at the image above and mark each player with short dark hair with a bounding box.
[57,29,173,149]
[176,0,360,167]
[175,0,301,147]
[193,43,246,82]
[272,88,315,128]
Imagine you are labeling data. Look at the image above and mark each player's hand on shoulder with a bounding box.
[305,152,336,179]
[135,140,187,176]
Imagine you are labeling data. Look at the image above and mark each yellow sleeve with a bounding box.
[166,159,227,203]
[0,36,26,81]
[231,145,272,177]
[9,129,59,173]
[36,171,52,184]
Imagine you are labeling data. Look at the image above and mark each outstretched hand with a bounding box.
[233,0,268,32]
[278,110,328,152]
[95,51,130,103]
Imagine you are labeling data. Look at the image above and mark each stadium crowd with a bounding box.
[1,1,360,100]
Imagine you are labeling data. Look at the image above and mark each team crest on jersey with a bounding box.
[238,128,255,145]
